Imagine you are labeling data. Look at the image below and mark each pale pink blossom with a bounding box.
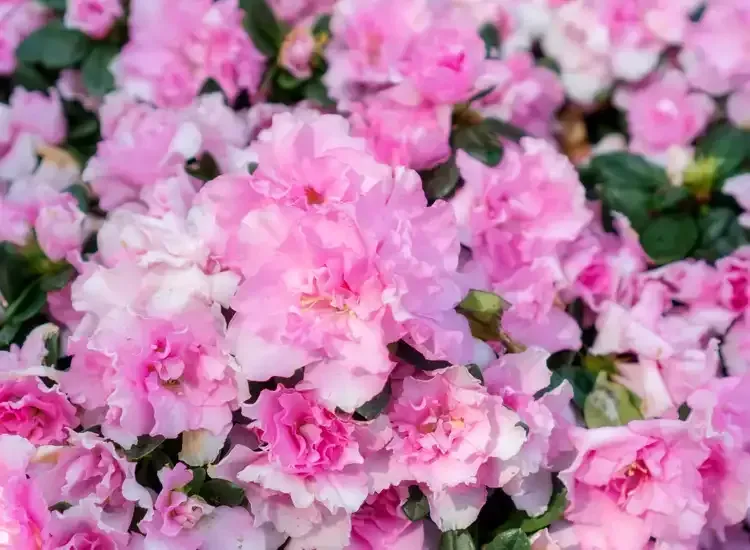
[280,24,316,80]
[723,174,750,229]
[269,0,335,23]
[561,420,710,549]
[0,377,78,445]
[29,431,138,531]
[0,323,60,380]
[0,435,49,550]
[347,487,427,550]
[723,314,750,377]
[400,20,485,104]
[64,0,123,39]
[43,500,131,549]
[615,70,714,157]
[35,194,88,261]
[324,0,430,104]
[475,52,564,138]
[688,375,750,536]
[385,366,526,528]
[350,84,452,170]
[0,0,47,75]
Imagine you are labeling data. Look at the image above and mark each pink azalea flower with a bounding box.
[0,0,47,75]
[83,95,202,211]
[722,313,750,376]
[269,0,335,24]
[385,366,526,528]
[29,431,139,531]
[400,20,485,104]
[481,348,575,515]
[0,377,78,445]
[0,323,60,380]
[475,52,564,139]
[64,0,123,39]
[347,487,427,550]
[350,83,452,170]
[560,420,710,549]
[213,387,393,543]
[43,500,131,550]
[0,435,49,550]
[723,174,750,229]
[688,375,750,536]
[615,70,714,157]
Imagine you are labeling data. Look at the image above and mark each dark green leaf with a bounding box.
[422,156,461,202]
[125,435,166,461]
[185,468,207,495]
[483,117,527,143]
[185,153,221,182]
[479,24,500,57]
[589,152,668,191]
[678,403,692,421]
[67,118,99,142]
[457,289,510,341]
[549,366,595,409]
[697,123,750,182]
[695,207,749,261]
[17,22,90,69]
[200,479,246,507]
[277,71,302,89]
[13,63,50,91]
[247,162,259,174]
[452,122,503,166]
[38,0,67,10]
[402,486,429,521]
[640,215,698,264]
[486,529,531,550]
[240,0,283,56]
[81,44,118,97]
[467,364,484,384]
[43,330,60,367]
[49,501,73,513]
[199,78,223,95]
[519,489,567,533]
[0,323,21,348]
[64,184,90,213]
[584,373,643,428]
[650,186,691,212]
[55,356,72,372]
[3,283,46,325]
[601,186,651,230]
[303,79,335,108]
[313,14,331,37]
[690,3,706,21]
[440,530,477,550]
[354,382,391,421]
[392,341,452,372]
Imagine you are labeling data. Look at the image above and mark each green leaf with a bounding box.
[440,530,477,550]
[695,207,749,261]
[467,364,484,384]
[17,22,90,69]
[518,489,568,533]
[49,501,73,513]
[678,403,692,421]
[43,330,60,367]
[600,186,651,231]
[240,0,283,56]
[0,323,21,348]
[199,78,223,95]
[549,366,595,409]
[582,355,617,376]
[650,185,691,212]
[479,24,500,57]
[402,486,429,521]
[13,63,50,91]
[247,162,259,174]
[185,153,221,182]
[200,479,246,507]
[185,467,207,495]
[64,184,91,213]
[483,117,527,143]
[469,86,495,104]
[38,0,67,10]
[2,283,46,325]
[640,215,698,264]
[452,122,503,166]
[277,71,302,89]
[589,152,668,191]
[457,289,510,342]
[421,156,461,203]
[354,382,391,421]
[696,123,750,183]
[391,340,451,372]
[584,373,643,428]
[125,435,166,461]
[67,119,99,142]
[486,529,531,550]
[81,44,118,97]
[303,79,335,108]
[313,14,331,37]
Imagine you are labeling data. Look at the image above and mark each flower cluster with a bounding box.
[1,1,750,550]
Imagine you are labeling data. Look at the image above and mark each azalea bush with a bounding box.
[2,0,750,549]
